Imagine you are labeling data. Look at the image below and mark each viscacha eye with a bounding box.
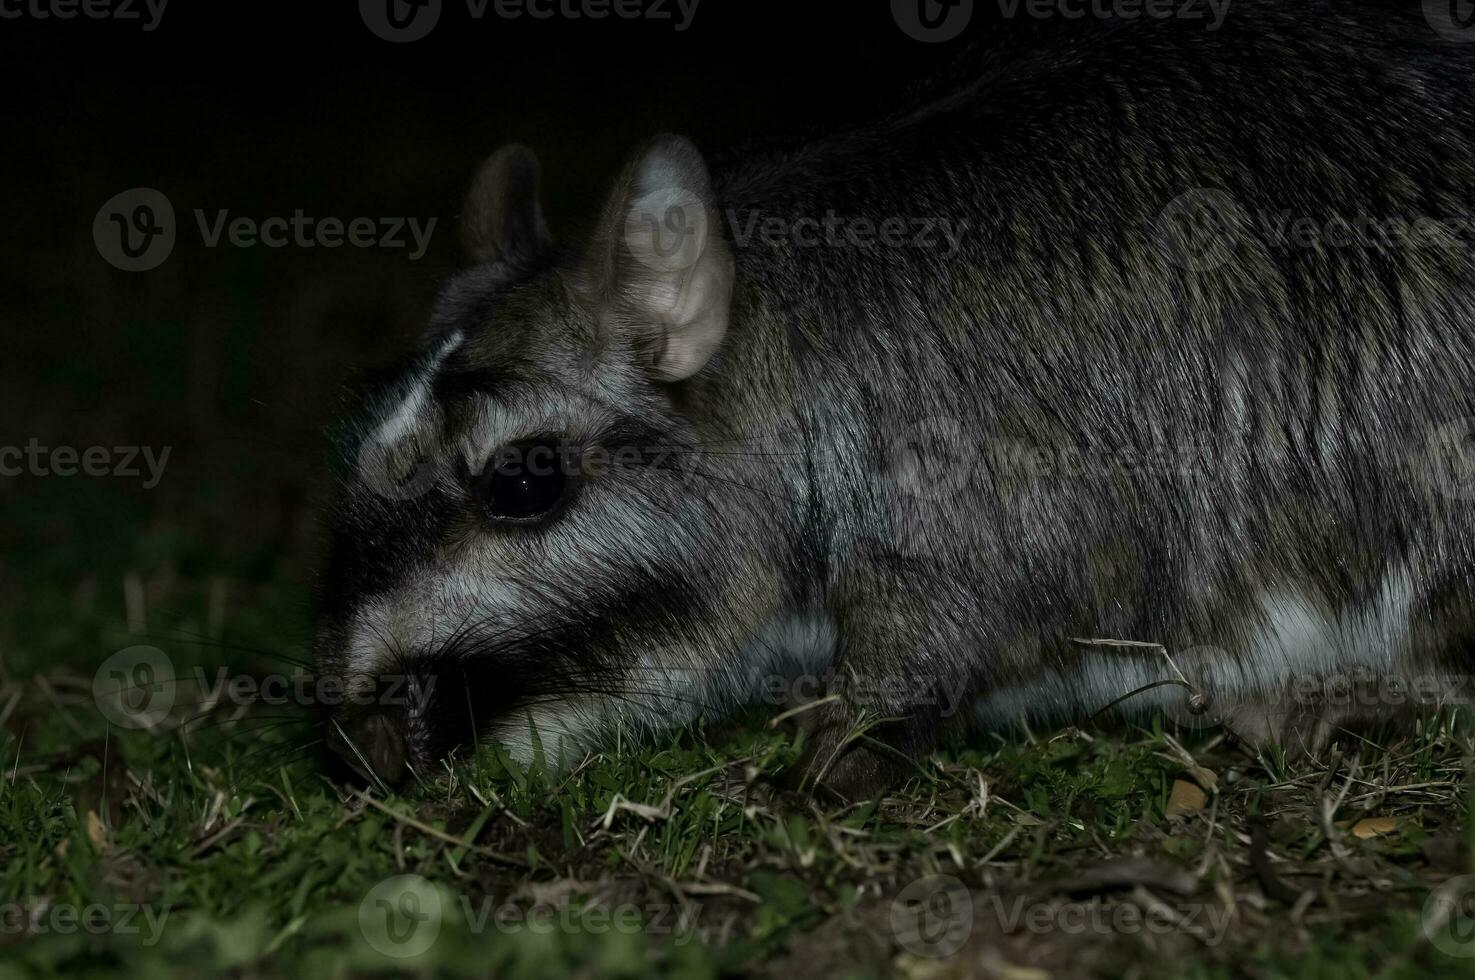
[472,437,572,525]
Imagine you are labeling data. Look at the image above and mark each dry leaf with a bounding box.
[1184,765,1219,795]
[1351,817,1400,840]
[1165,779,1207,818]
[86,810,110,852]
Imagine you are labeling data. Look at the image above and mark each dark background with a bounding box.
[0,0,1003,671]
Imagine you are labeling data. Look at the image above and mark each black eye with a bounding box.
[472,437,571,524]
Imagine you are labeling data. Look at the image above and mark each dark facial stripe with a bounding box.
[432,364,504,405]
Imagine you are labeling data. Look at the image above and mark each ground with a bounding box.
[8,12,1470,974]
[3,531,1475,979]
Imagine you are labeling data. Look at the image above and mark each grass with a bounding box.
[5,525,1475,978]
[16,21,1472,973]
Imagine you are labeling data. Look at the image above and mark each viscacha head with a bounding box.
[316,137,800,787]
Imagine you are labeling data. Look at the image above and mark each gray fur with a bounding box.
[319,1,1475,795]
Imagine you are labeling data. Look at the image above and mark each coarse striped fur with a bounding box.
[318,0,1475,796]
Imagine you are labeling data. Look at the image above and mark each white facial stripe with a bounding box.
[375,375,431,447]
[371,331,464,447]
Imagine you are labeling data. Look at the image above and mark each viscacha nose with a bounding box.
[329,712,410,790]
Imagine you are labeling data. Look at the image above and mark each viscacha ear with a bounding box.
[461,144,553,266]
[597,135,733,382]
